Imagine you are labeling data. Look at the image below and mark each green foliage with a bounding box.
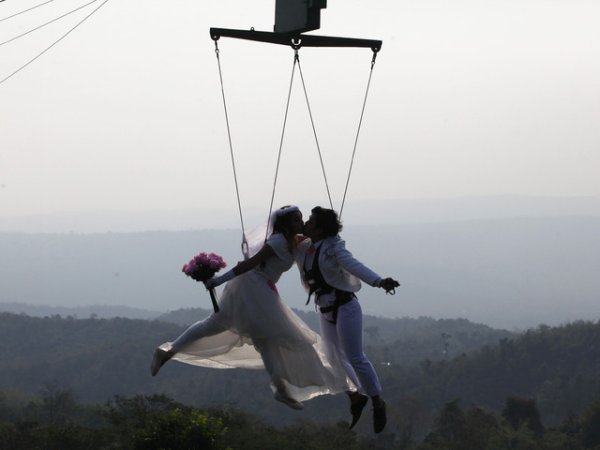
[0,394,376,450]
[379,319,600,436]
[359,316,513,367]
[3,312,600,441]
[485,421,541,450]
[129,408,227,450]
[3,392,600,449]
[103,395,228,449]
[0,421,108,450]
[419,401,499,450]
[413,397,600,450]
[580,399,600,449]
[417,400,582,450]
[502,397,544,437]
[0,311,515,427]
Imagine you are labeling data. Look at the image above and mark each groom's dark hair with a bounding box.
[311,206,343,237]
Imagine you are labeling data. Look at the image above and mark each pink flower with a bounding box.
[182,251,227,282]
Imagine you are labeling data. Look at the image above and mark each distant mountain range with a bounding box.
[2,195,600,232]
[0,302,160,320]
[1,196,599,329]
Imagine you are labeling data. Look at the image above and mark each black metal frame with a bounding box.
[210,28,382,52]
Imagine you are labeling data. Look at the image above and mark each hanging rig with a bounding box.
[209,1,382,255]
[210,0,381,53]
[210,27,381,53]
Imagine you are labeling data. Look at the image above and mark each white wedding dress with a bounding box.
[159,233,351,401]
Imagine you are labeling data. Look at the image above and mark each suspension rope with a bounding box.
[339,49,378,219]
[0,0,99,47]
[0,0,56,23]
[296,52,334,210]
[264,48,300,242]
[210,36,379,243]
[212,39,248,255]
[0,0,110,87]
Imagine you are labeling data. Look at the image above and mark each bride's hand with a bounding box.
[204,278,218,289]
[204,269,236,289]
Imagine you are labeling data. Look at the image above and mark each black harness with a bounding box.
[304,244,355,324]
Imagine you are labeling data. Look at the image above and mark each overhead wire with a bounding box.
[0,0,110,87]
[1,0,99,47]
[0,0,56,23]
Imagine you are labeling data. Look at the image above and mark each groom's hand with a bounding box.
[379,277,400,294]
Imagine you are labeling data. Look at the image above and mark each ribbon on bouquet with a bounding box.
[207,287,220,313]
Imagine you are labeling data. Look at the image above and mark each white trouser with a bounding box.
[318,298,382,397]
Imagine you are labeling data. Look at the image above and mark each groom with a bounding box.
[295,206,400,433]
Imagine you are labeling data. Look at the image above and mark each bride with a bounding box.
[150,205,351,409]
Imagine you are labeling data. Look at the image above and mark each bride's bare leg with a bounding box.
[170,314,228,352]
[151,314,227,376]
[150,347,174,376]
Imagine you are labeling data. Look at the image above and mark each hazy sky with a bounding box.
[2,0,599,219]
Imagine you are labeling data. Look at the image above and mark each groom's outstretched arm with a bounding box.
[332,239,382,286]
[333,239,400,291]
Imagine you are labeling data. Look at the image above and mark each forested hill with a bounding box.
[156,307,514,367]
[384,320,600,427]
[2,312,600,436]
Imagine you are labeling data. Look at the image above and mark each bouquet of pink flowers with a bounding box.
[182,252,227,312]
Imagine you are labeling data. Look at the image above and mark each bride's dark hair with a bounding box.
[273,205,300,251]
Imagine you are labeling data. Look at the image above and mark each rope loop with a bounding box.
[371,49,378,67]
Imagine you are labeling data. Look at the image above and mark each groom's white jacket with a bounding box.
[295,235,381,294]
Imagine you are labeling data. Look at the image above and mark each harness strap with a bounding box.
[319,292,355,324]
[304,244,327,305]
[303,244,354,324]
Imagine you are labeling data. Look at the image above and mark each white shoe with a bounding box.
[150,348,173,376]
[274,390,304,410]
